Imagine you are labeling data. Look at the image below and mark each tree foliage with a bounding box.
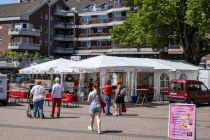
[111,0,210,64]
[0,51,47,60]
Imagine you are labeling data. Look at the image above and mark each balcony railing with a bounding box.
[54,22,66,28]
[8,42,40,51]
[79,17,127,25]
[8,28,41,37]
[53,47,74,54]
[55,9,67,16]
[79,33,110,37]
[54,35,74,41]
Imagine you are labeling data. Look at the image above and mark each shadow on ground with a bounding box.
[4,102,25,107]
[103,130,123,134]
[43,116,80,119]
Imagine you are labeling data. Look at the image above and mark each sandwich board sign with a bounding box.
[168,104,196,140]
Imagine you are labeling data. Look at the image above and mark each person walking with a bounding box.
[51,77,62,118]
[103,80,113,115]
[30,80,45,119]
[87,85,105,134]
[113,81,125,116]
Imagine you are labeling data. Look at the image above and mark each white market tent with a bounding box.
[19,58,77,74]
[74,55,154,73]
[74,55,202,100]
[73,55,154,95]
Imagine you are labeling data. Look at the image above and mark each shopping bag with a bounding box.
[121,103,126,112]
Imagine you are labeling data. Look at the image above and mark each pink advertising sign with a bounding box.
[168,104,196,140]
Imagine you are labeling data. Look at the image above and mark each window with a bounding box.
[200,84,208,92]
[81,16,91,22]
[81,41,90,47]
[160,73,169,93]
[114,0,120,4]
[170,82,177,90]
[180,73,187,80]
[81,29,89,35]
[97,28,107,33]
[188,83,194,92]
[22,23,27,29]
[178,83,184,90]
[97,40,107,47]
[113,12,121,18]
[98,15,108,21]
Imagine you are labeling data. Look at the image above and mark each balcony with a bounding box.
[54,22,66,29]
[8,28,41,37]
[55,9,67,16]
[8,42,40,51]
[77,35,110,41]
[53,47,74,54]
[111,16,128,22]
[54,35,74,41]
[79,33,110,37]
[66,23,74,29]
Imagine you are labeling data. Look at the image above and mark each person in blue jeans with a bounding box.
[103,80,113,115]
[30,80,45,119]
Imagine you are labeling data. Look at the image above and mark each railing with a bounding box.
[8,42,40,51]
[79,33,110,37]
[8,28,41,36]
[54,47,74,54]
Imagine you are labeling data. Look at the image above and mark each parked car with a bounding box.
[168,79,210,104]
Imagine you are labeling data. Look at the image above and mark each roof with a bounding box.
[0,0,46,18]
[65,0,112,12]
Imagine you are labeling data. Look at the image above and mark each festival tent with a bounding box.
[19,58,77,74]
[73,55,154,73]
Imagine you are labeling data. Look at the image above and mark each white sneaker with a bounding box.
[88,126,93,131]
[98,130,102,134]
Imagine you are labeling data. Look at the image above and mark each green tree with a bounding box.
[111,0,210,64]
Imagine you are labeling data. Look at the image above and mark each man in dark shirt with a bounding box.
[103,80,113,115]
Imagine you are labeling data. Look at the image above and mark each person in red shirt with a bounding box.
[103,80,113,115]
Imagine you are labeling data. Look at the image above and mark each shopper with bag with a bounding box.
[113,81,125,116]
[87,85,105,134]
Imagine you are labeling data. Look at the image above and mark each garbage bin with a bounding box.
[131,96,137,104]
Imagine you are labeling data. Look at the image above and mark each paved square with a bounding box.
[0,102,210,140]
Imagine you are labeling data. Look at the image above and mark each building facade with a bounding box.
[0,0,184,60]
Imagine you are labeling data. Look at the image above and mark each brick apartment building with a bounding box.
[0,0,184,60]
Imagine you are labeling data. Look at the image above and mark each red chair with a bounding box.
[62,94,74,107]
[44,93,53,106]
[72,94,79,107]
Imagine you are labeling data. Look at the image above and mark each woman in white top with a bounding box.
[87,85,105,134]
[30,80,45,119]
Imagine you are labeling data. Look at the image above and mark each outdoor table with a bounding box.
[135,88,149,106]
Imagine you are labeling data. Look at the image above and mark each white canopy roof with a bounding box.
[74,55,154,73]
[19,58,77,74]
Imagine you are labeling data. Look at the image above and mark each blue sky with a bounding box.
[0,0,17,4]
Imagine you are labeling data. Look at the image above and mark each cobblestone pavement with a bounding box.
[0,101,210,140]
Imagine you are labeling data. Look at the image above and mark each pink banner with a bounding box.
[168,104,196,140]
